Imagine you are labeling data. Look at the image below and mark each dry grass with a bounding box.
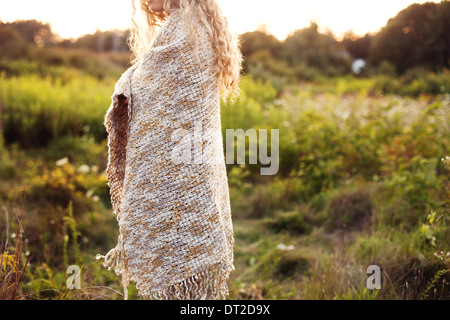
[0,192,34,299]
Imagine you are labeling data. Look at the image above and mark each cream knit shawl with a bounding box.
[96,9,234,300]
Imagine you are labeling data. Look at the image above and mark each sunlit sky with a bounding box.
[0,0,442,40]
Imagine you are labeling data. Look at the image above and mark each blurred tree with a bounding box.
[69,30,130,53]
[341,31,374,60]
[369,2,450,73]
[240,30,283,75]
[0,24,28,58]
[0,19,130,54]
[435,0,450,69]
[240,30,282,59]
[0,20,54,46]
[282,22,352,75]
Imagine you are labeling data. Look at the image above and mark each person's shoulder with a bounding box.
[112,64,137,98]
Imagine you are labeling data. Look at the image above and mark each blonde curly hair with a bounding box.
[129,0,243,101]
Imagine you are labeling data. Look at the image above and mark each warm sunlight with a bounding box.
[1,0,449,304]
[0,0,442,40]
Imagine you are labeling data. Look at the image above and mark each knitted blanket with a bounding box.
[96,9,234,300]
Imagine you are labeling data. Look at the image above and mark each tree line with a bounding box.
[1,1,449,78]
[241,1,450,78]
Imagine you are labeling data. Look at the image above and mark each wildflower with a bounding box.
[56,157,69,166]
[276,243,296,251]
[441,156,450,169]
[77,164,90,174]
[86,189,94,198]
[0,251,16,273]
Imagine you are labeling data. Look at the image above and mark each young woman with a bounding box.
[97,0,243,300]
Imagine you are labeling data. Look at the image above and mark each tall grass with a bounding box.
[0,71,114,147]
[0,193,33,299]
[0,67,449,299]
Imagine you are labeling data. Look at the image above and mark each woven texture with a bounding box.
[96,9,234,300]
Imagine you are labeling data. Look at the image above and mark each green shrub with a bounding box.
[256,247,312,280]
[0,133,16,179]
[243,178,292,219]
[324,188,373,232]
[371,69,450,96]
[372,75,399,95]
[8,157,108,215]
[266,210,312,235]
[380,156,442,227]
[46,134,106,167]
[308,191,329,213]
[375,60,397,77]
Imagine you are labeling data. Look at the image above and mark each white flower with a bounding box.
[90,165,99,173]
[77,164,90,174]
[55,157,69,166]
[277,243,295,251]
[86,189,94,198]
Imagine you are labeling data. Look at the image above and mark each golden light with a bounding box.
[0,0,442,40]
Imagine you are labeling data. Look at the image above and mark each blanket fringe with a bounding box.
[142,262,231,300]
[96,234,131,300]
[97,245,231,301]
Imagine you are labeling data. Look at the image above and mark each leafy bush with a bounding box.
[324,188,373,232]
[371,70,450,96]
[8,160,105,216]
[380,156,442,227]
[256,247,312,280]
[0,133,16,179]
[266,210,312,235]
[46,134,106,168]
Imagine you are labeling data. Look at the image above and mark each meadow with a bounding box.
[0,59,449,300]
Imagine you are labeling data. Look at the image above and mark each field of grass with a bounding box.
[0,62,449,300]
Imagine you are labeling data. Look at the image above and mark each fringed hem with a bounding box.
[96,234,133,300]
[140,262,232,300]
[97,244,232,301]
